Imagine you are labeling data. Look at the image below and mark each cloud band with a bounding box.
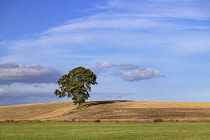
[0,63,63,85]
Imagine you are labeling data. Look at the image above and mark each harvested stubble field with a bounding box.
[0,100,210,121]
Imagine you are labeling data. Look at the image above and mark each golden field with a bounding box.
[0,100,210,121]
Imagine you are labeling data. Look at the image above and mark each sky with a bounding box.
[0,0,210,106]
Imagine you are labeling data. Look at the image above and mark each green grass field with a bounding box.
[1,122,210,140]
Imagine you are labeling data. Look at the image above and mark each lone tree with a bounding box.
[54,67,97,106]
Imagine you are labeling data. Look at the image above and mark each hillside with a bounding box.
[0,100,210,121]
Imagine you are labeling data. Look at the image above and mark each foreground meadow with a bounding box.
[1,121,210,140]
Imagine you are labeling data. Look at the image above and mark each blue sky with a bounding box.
[0,0,210,106]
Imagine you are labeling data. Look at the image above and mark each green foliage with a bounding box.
[54,67,97,105]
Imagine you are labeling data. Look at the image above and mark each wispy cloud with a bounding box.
[118,64,139,70]
[0,63,63,85]
[94,0,210,20]
[1,0,210,65]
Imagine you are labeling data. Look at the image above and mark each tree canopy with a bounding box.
[54,67,97,105]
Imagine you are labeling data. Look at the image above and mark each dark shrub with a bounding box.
[94,119,101,123]
[153,118,163,122]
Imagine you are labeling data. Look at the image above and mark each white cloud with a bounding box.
[121,68,165,81]
[0,63,63,85]
[91,61,165,82]
[92,61,116,74]
[97,61,116,68]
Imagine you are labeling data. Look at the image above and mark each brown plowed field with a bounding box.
[0,100,210,121]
